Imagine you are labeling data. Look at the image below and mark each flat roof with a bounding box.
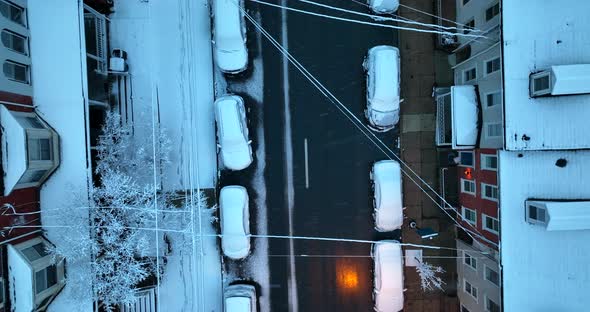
[503,0,590,150]
[499,150,590,310]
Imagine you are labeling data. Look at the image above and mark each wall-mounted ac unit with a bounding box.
[109,49,128,72]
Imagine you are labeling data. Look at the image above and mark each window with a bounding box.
[464,67,477,82]
[464,279,478,300]
[22,243,49,262]
[485,296,501,312]
[0,0,26,26]
[530,71,551,97]
[17,116,44,129]
[486,91,501,108]
[461,306,470,312]
[1,29,26,54]
[459,151,475,167]
[483,214,500,234]
[28,138,52,161]
[486,123,502,138]
[462,0,470,5]
[485,3,500,21]
[485,57,501,75]
[484,265,500,286]
[527,204,547,224]
[463,19,475,34]
[35,264,58,294]
[481,154,498,170]
[3,60,28,83]
[462,206,477,225]
[464,252,477,269]
[18,169,46,184]
[461,179,476,195]
[482,183,498,201]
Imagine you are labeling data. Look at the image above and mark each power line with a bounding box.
[248,0,487,39]
[292,0,481,33]
[238,4,496,247]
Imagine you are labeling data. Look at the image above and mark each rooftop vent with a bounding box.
[530,64,590,97]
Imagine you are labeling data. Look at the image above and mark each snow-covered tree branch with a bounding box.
[45,111,202,309]
[415,258,445,292]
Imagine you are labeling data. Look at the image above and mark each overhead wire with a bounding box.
[247,0,487,39]
[292,0,483,33]
[238,3,497,247]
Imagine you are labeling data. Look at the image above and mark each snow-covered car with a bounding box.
[364,45,401,132]
[371,160,403,232]
[212,0,248,74]
[372,240,404,312]
[224,284,257,312]
[215,95,253,171]
[368,0,399,14]
[220,186,251,260]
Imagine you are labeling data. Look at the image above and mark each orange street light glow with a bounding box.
[337,265,359,290]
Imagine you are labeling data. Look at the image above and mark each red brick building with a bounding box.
[456,148,499,248]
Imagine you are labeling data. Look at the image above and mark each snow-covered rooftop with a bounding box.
[503,0,590,150]
[499,150,590,311]
[0,105,27,196]
[451,85,478,150]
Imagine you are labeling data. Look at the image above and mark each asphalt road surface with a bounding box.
[221,1,400,311]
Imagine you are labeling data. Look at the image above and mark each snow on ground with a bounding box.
[503,0,590,150]
[499,150,590,311]
[109,0,221,311]
[27,1,93,311]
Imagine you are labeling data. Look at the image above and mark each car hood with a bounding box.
[215,46,248,73]
[222,144,253,170]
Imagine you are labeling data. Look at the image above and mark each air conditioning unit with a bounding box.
[109,49,128,72]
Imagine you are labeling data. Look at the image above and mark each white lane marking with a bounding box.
[280,2,299,312]
[304,138,309,189]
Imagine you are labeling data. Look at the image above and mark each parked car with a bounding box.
[371,160,403,232]
[214,95,253,170]
[212,0,248,74]
[364,45,401,132]
[224,284,257,312]
[220,186,251,260]
[372,240,404,312]
[368,0,399,14]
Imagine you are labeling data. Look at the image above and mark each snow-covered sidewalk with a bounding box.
[109,0,220,311]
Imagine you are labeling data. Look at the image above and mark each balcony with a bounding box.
[435,86,480,150]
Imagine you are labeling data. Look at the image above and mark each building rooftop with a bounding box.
[499,150,590,310]
[502,0,590,150]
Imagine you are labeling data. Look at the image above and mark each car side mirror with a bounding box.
[217,143,222,149]
[247,140,252,145]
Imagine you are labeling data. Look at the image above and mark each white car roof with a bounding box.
[213,0,243,50]
[220,186,249,258]
[225,296,251,312]
[374,241,404,312]
[373,160,403,231]
[216,96,244,142]
[369,46,400,112]
[369,0,400,13]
